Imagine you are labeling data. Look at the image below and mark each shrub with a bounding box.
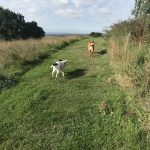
[106,17,150,43]
[0,7,45,40]
[89,32,103,37]
[107,16,150,101]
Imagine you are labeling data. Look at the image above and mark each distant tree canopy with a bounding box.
[132,0,150,17]
[23,21,45,39]
[89,32,103,37]
[0,7,45,40]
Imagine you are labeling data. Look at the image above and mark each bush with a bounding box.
[0,7,45,40]
[89,32,103,37]
[107,16,150,100]
[106,17,150,43]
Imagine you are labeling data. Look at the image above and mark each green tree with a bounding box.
[89,32,103,37]
[0,7,25,40]
[23,21,45,39]
[132,0,150,17]
[0,7,45,40]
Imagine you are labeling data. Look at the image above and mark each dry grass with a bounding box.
[108,34,134,72]
[0,36,82,70]
[108,34,149,87]
[108,35,135,90]
[106,18,150,138]
[108,33,150,117]
[115,74,134,89]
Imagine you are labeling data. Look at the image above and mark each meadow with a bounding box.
[0,37,149,149]
[0,36,83,90]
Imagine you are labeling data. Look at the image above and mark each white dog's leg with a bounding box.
[56,71,60,78]
[52,70,56,78]
[61,71,64,77]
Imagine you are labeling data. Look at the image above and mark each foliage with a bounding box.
[23,21,45,39]
[132,0,150,17]
[0,7,25,40]
[89,32,103,37]
[106,17,150,43]
[0,7,45,40]
[107,16,150,110]
[107,0,150,137]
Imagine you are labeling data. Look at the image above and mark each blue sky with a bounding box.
[0,0,135,34]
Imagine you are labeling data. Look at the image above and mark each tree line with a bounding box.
[0,7,45,40]
[89,32,103,37]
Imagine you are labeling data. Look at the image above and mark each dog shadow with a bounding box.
[94,49,107,55]
[66,68,86,79]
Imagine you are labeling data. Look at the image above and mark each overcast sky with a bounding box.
[0,0,135,34]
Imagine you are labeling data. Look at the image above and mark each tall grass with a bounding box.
[0,36,84,90]
[107,18,150,122]
[108,34,150,96]
[0,36,83,74]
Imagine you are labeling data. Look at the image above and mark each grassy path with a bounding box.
[0,38,147,149]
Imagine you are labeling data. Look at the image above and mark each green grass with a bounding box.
[0,36,82,91]
[0,38,149,149]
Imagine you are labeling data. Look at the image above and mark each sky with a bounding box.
[0,0,135,34]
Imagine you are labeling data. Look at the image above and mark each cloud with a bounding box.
[0,0,133,19]
[50,0,70,8]
[99,8,110,15]
[56,8,83,17]
[52,0,113,18]
[0,0,135,33]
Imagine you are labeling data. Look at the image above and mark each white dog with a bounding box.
[51,59,67,78]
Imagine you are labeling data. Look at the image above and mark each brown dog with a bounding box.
[88,41,95,58]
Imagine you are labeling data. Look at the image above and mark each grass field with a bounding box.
[0,36,82,91]
[0,38,149,149]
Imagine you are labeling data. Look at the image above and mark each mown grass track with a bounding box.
[0,38,148,150]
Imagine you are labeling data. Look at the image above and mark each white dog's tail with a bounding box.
[63,60,67,63]
[51,63,58,68]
